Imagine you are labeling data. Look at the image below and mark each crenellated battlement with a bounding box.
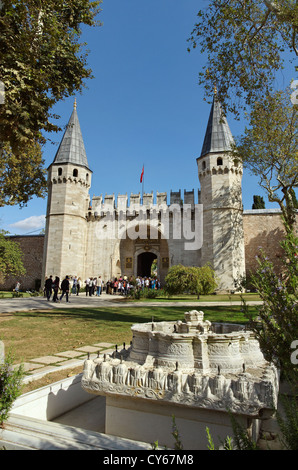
[90,189,201,214]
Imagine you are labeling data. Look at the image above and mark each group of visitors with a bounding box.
[44,275,80,303]
[105,276,161,295]
[84,275,143,296]
[44,274,161,302]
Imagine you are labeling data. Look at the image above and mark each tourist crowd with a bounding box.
[43,275,161,302]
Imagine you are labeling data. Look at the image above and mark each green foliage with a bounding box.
[164,265,196,297]
[0,141,47,207]
[171,415,183,450]
[188,0,298,116]
[0,0,102,154]
[245,229,298,385]
[164,264,217,298]
[0,230,26,280]
[252,195,265,209]
[206,427,234,450]
[228,413,259,450]
[234,89,298,231]
[128,285,163,300]
[0,352,25,425]
[206,412,259,450]
[0,0,101,207]
[276,393,298,450]
[196,264,218,296]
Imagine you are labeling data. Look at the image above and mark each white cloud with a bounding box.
[9,215,46,233]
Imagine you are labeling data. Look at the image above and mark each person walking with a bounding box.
[85,277,90,296]
[45,275,53,301]
[77,277,81,295]
[52,276,60,302]
[60,276,70,302]
[72,276,78,294]
[97,276,102,296]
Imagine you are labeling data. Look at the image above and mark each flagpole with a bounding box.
[142,163,144,204]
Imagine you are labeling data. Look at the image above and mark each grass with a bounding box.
[0,304,258,365]
[0,290,42,298]
[0,302,260,393]
[129,292,261,302]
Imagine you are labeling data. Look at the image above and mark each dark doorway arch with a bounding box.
[137,252,157,278]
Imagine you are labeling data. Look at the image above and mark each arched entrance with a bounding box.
[119,223,170,284]
[137,252,157,278]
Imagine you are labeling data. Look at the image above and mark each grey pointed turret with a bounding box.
[52,99,90,170]
[200,95,234,158]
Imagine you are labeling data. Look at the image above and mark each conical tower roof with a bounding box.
[200,94,234,158]
[52,100,90,169]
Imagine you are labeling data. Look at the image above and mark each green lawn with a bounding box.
[129,292,260,302]
[0,290,41,298]
[0,305,258,364]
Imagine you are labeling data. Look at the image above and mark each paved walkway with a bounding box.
[16,341,117,384]
[0,292,262,314]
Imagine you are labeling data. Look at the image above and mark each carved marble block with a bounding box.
[81,311,279,417]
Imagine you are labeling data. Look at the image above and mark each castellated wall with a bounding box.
[85,189,202,284]
[0,235,44,291]
[0,206,295,292]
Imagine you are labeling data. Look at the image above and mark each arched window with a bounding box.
[86,173,89,182]
[217,157,223,166]
[73,169,78,177]
[58,167,62,176]
[202,160,206,170]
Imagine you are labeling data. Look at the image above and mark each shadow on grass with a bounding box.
[13,305,255,325]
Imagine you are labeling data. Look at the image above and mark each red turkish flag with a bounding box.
[140,165,144,183]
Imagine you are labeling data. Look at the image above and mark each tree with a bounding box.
[188,0,298,116]
[0,0,102,154]
[233,89,298,232]
[0,141,46,207]
[252,195,266,209]
[0,1,101,207]
[245,230,298,386]
[0,231,26,282]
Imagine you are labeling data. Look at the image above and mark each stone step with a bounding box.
[1,414,149,450]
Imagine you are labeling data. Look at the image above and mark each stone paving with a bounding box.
[15,342,116,384]
[0,291,262,314]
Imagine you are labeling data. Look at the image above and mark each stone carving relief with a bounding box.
[82,311,279,417]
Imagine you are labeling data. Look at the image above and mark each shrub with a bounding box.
[0,353,24,425]
[164,265,197,297]
[246,230,298,385]
[196,264,218,296]
[164,264,217,298]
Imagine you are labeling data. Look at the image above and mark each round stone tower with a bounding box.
[42,101,92,282]
[197,93,245,292]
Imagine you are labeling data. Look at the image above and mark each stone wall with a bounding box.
[1,209,296,292]
[0,235,44,291]
[243,209,297,279]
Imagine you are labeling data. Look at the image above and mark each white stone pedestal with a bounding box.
[105,395,256,450]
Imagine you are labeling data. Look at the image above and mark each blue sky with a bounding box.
[0,0,295,235]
